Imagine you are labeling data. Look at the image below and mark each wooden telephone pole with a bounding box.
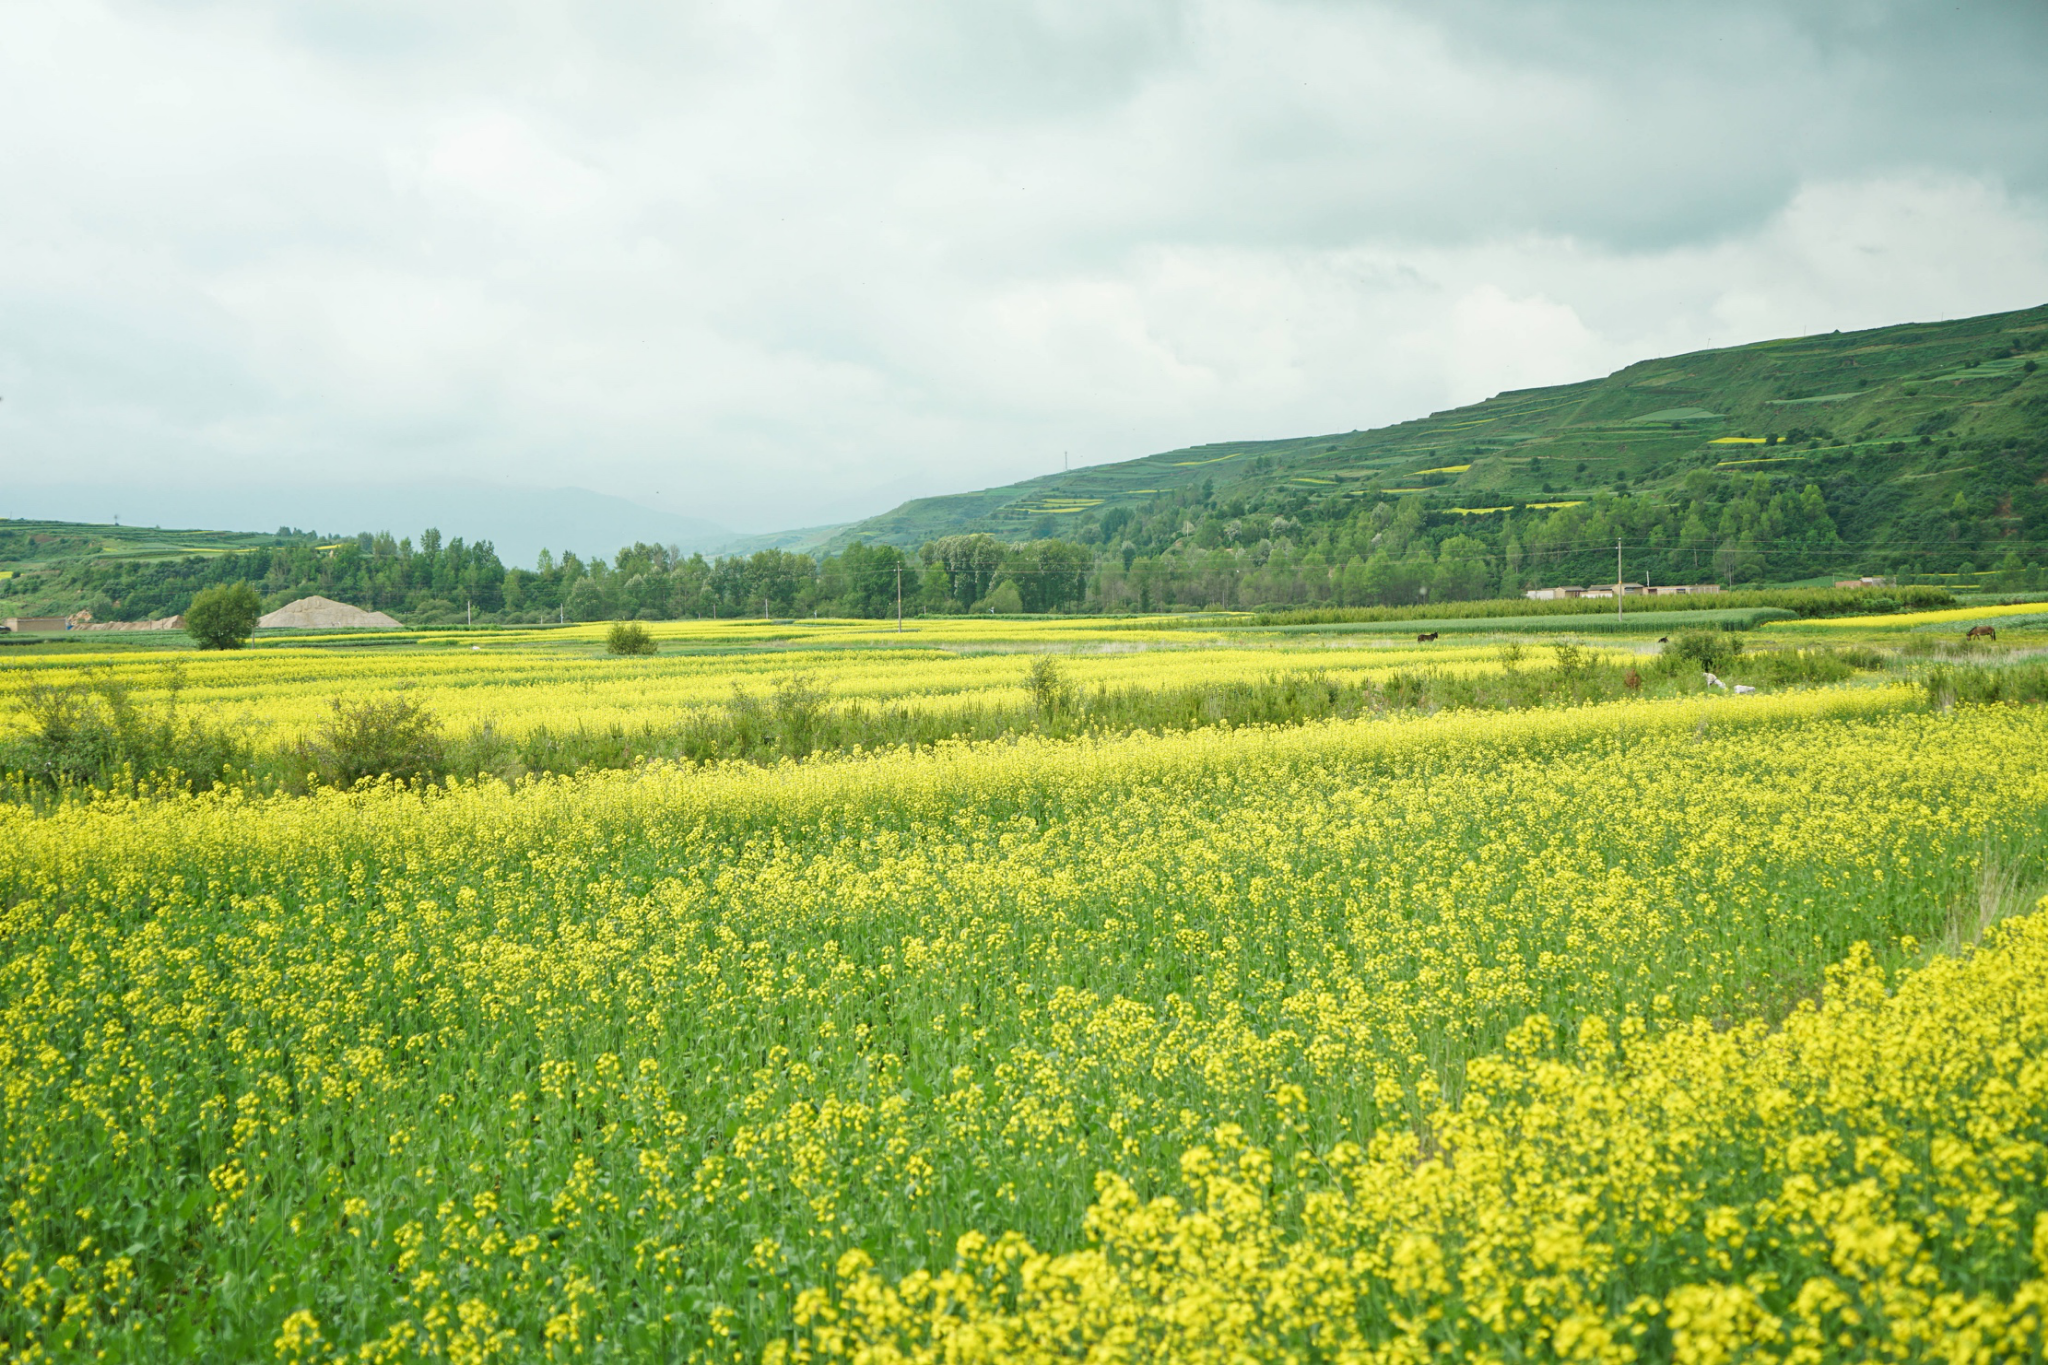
[896,564,903,632]
[1616,538,1624,622]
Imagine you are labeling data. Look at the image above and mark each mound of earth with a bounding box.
[256,595,403,629]
[82,616,184,632]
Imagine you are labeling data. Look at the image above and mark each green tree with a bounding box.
[917,563,954,613]
[606,621,657,655]
[566,577,609,622]
[1003,539,1092,612]
[184,582,262,650]
[1432,534,1491,602]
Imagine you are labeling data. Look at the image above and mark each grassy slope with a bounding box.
[821,301,2048,550]
[0,519,296,577]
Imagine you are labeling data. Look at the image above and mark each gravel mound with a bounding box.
[256,596,403,629]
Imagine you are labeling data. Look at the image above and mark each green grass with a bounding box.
[1243,606,1796,635]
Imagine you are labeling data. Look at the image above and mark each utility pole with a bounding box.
[895,563,903,632]
[1616,538,1624,622]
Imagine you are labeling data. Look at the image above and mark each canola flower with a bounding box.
[0,636,1599,748]
[788,913,2048,1364]
[0,689,2042,1359]
[1788,599,2048,631]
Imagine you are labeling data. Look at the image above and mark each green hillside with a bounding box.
[822,302,2048,570]
[0,520,313,586]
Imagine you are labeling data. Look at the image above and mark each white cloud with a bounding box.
[2,1,2045,537]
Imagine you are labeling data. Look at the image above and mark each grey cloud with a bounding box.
[4,1,2047,536]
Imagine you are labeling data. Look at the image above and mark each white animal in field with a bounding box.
[1703,671,1727,690]
[1732,684,1756,695]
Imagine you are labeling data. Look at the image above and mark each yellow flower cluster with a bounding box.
[0,689,2041,1359]
[789,914,2048,1363]
[0,634,1566,745]
[1792,599,2048,631]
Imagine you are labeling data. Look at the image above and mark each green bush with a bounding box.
[184,583,262,650]
[1923,661,2048,708]
[1736,649,1861,687]
[977,581,1025,615]
[606,621,657,656]
[298,695,446,789]
[1,668,250,790]
[1026,656,1075,718]
[1665,628,1744,674]
[770,673,830,758]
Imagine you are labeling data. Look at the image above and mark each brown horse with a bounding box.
[1967,624,1997,640]
[1416,631,1440,643]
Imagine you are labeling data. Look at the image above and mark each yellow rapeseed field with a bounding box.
[2,681,2045,1360]
[0,635,1589,746]
[1789,599,2048,631]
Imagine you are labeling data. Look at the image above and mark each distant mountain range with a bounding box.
[811,301,2048,552]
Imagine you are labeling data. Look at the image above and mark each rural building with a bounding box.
[256,596,404,629]
[2,615,78,633]
[1529,582,1720,601]
[1834,576,1888,589]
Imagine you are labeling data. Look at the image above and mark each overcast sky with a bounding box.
[5,0,2048,545]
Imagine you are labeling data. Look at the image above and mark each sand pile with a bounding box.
[256,596,403,629]
[81,616,184,632]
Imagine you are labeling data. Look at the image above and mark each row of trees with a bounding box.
[3,527,1101,625]
[505,535,1093,621]
[8,441,2044,624]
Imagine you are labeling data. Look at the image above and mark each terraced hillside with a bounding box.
[822,302,2048,555]
[0,520,300,576]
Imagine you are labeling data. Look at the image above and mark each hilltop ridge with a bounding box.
[817,302,2048,556]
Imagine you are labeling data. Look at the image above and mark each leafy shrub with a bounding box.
[1738,649,1856,686]
[184,583,262,650]
[606,621,657,656]
[977,581,1025,614]
[1,668,251,789]
[1026,656,1074,718]
[1551,642,1590,679]
[446,718,524,785]
[408,598,463,625]
[770,673,830,757]
[1923,661,2048,708]
[1832,646,1887,670]
[299,695,446,788]
[1666,629,1744,673]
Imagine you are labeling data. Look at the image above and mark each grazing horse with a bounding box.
[1416,631,1439,643]
[1967,624,1997,640]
